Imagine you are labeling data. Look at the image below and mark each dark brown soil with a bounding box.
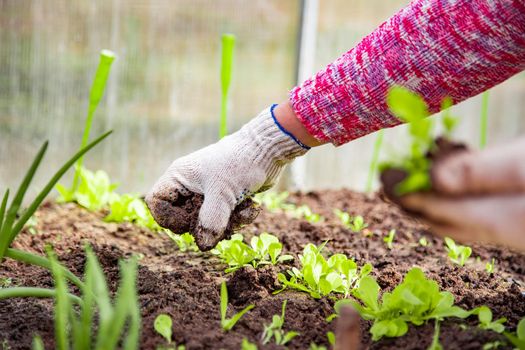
[0,189,524,349]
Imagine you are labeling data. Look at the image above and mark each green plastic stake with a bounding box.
[219,34,236,139]
[73,49,116,191]
[366,129,384,193]
[479,91,489,149]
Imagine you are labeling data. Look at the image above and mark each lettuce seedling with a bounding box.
[261,300,299,345]
[419,237,429,247]
[334,209,368,233]
[344,268,472,341]
[241,338,258,350]
[504,317,525,349]
[212,233,292,273]
[105,193,161,230]
[254,191,294,213]
[277,243,372,299]
[444,237,472,266]
[485,258,496,274]
[476,306,506,333]
[292,205,324,224]
[165,231,199,252]
[220,282,254,331]
[383,229,396,250]
[154,314,173,343]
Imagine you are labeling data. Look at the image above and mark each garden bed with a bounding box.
[0,189,523,349]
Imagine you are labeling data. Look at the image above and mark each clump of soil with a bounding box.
[0,190,523,349]
[146,190,260,250]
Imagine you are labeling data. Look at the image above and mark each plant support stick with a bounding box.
[72,50,116,191]
[219,34,235,139]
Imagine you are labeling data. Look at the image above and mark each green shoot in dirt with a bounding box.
[504,317,525,349]
[366,129,384,193]
[0,131,110,269]
[154,314,186,350]
[334,209,368,233]
[340,267,472,341]
[476,306,506,333]
[428,320,443,350]
[254,191,294,212]
[277,243,372,299]
[212,233,292,273]
[291,205,324,223]
[219,34,235,139]
[220,282,254,331]
[104,193,160,230]
[419,237,429,247]
[485,258,496,274]
[261,300,299,345]
[310,344,328,350]
[57,50,115,200]
[383,229,396,250]
[379,87,459,195]
[241,338,258,350]
[165,231,199,252]
[480,91,489,149]
[444,237,472,266]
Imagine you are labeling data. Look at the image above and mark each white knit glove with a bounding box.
[146,105,309,250]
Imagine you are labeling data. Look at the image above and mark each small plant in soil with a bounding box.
[485,258,496,274]
[104,193,161,230]
[419,237,429,247]
[337,267,473,341]
[277,242,372,299]
[261,300,299,346]
[476,306,506,333]
[164,231,199,252]
[504,317,525,349]
[334,209,368,233]
[383,229,396,249]
[291,204,324,223]
[444,237,472,266]
[211,233,292,273]
[154,314,185,350]
[241,338,258,350]
[220,282,254,331]
[254,191,294,213]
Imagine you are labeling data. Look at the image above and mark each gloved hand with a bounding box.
[400,137,525,251]
[145,105,309,250]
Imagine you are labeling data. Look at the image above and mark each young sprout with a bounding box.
[292,205,324,223]
[444,237,472,266]
[241,338,258,350]
[220,282,254,331]
[485,258,496,274]
[383,229,396,250]
[154,314,173,343]
[254,191,294,212]
[334,209,368,233]
[261,300,299,345]
[219,34,235,139]
[164,232,199,252]
[309,344,328,350]
[419,237,429,247]
[476,306,506,333]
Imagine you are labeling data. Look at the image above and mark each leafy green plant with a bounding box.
[444,237,472,266]
[277,243,372,299]
[154,314,186,350]
[344,267,472,341]
[334,209,368,233]
[254,191,294,212]
[211,233,292,273]
[261,300,299,345]
[485,258,496,274]
[219,33,235,139]
[476,306,506,333]
[104,193,159,230]
[241,338,258,350]
[165,231,199,252]
[220,282,254,331]
[383,229,396,250]
[57,50,116,201]
[379,86,458,195]
[504,317,525,349]
[366,129,384,193]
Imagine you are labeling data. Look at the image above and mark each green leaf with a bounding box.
[154,314,173,343]
[355,276,380,311]
[220,282,228,323]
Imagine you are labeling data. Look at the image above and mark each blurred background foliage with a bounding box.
[1,0,524,195]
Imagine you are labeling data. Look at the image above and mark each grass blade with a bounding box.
[0,190,9,234]
[224,304,255,331]
[7,131,112,251]
[219,33,235,139]
[48,249,71,350]
[479,91,489,149]
[0,142,48,244]
[366,130,384,193]
[0,287,81,304]
[220,281,228,323]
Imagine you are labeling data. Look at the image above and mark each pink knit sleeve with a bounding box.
[290,0,525,146]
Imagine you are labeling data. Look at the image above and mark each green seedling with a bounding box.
[366,129,384,193]
[241,338,258,350]
[504,317,525,349]
[334,209,368,232]
[379,86,459,195]
[261,300,299,345]
[165,231,199,252]
[219,34,235,139]
[277,243,372,299]
[309,344,328,350]
[105,193,160,230]
[0,131,110,276]
[480,91,489,148]
[476,306,506,333]
[444,237,472,266]
[485,258,496,274]
[32,336,44,350]
[327,331,335,345]
[292,205,324,223]
[254,191,294,212]
[212,233,292,273]
[419,237,429,247]
[383,229,396,250]
[154,314,173,343]
[220,282,254,331]
[24,215,38,235]
[482,341,504,350]
[0,277,12,288]
[339,267,472,341]
[57,50,116,201]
